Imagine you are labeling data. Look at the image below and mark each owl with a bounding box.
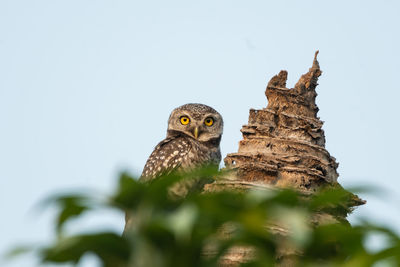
[124,103,223,233]
[140,103,223,187]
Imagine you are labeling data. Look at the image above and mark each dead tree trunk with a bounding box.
[204,51,364,266]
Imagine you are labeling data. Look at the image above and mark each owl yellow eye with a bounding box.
[180,116,190,125]
[204,117,214,126]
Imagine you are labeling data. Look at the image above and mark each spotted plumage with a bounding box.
[140,136,191,179]
[140,103,223,183]
[124,103,223,232]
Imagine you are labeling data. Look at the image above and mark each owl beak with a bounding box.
[193,127,199,139]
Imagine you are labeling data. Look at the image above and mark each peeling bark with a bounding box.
[224,51,337,191]
[204,51,365,266]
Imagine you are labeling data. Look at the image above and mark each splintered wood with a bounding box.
[224,51,339,191]
[203,52,364,266]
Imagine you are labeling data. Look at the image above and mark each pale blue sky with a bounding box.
[1,1,400,266]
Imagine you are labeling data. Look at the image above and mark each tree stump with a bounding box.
[204,51,364,266]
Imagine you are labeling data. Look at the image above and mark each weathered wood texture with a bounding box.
[224,51,338,191]
[204,52,364,266]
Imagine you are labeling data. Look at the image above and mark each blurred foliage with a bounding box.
[10,168,400,266]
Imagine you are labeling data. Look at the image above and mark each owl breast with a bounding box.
[140,135,221,182]
[182,138,221,169]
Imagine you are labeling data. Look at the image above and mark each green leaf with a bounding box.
[39,193,95,233]
[41,232,130,267]
[111,172,144,209]
[4,245,34,259]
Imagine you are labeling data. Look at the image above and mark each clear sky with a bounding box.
[1,1,400,266]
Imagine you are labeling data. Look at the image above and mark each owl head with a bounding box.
[167,103,223,142]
